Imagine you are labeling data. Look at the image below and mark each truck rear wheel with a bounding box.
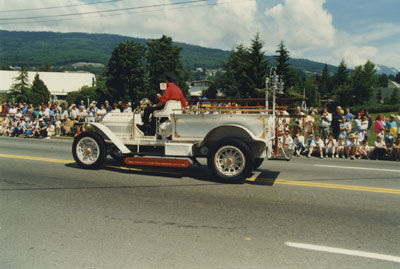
[73,131,107,169]
[208,138,254,183]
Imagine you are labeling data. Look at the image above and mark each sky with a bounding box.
[0,0,399,69]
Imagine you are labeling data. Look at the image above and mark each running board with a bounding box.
[124,157,190,168]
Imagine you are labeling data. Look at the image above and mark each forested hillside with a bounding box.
[0,30,336,73]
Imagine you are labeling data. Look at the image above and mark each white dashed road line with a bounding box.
[285,242,400,263]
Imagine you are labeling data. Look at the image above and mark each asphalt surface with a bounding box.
[0,136,399,268]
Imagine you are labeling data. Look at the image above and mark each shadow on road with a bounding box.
[65,160,281,187]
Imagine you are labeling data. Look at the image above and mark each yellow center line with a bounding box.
[269,179,400,195]
[1,153,399,195]
[0,153,73,164]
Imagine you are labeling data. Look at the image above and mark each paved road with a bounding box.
[0,136,399,268]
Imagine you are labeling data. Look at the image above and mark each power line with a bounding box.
[0,0,123,13]
[0,0,210,21]
[0,0,254,25]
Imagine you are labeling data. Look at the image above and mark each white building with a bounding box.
[0,70,96,100]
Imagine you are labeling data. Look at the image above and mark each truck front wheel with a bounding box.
[73,131,107,169]
[208,138,254,183]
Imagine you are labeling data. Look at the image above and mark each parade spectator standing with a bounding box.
[362,109,373,138]
[70,104,79,120]
[303,110,315,140]
[345,108,354,123]
[54,116,61,136]
[87,103,97,123]
[319,107,332,141]
[111,104,121,113]
[354,113,367,143]
[77,106,88,123]
[60,103,70,121]
[385,114,398,133]
[331,106,344,139]
[374,114,385,137]
[339,116,351,140]
[292,106,304,137]
[77,100,86,110]
[97,105,107,119]
[104,100,112,113]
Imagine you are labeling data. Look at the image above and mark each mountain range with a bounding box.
[0,30,397,76]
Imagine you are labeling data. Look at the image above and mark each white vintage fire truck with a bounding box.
[72,72,288,183]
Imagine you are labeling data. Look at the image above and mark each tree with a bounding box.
[395,72,400,84]
[106,41,147,106]
[318,64,332,97]
[147,35,188,96]
[215,44,254,98]
[9,63,30,102]
[39,60,52,72]
[350,60,377,105]
[390,88,399,104]
[332,59,348,90]
[378,73,388,88]
[376,88,382,103]
[30,73,50,105]
[275,41,297,92]
[248,33,269,92]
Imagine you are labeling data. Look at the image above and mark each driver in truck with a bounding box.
[138,74,187,136]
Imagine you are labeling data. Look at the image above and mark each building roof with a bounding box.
[0,70,95,96]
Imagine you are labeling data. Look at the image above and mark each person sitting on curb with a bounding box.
[371,135,387,160]
[336,137,346,158]
[308,134,324,158]
[346,133,358,159]
[324,134,337,158]
[359,139,370,159]
[293,130,305,157]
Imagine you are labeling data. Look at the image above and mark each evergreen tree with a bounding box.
[376,88,382,103]
[395,72,400,84]
[275,41,297,92]
[248,33,269,92]
[106,41,147,106]
[319,64,331,97]
[332,59,348,90]
[216,44,254,98]
[146,35,188,96]
[31,73,50,105]
[390,88,399,104]
[9,63,30,102]
[378,73,388,88]
[39,60,52,72]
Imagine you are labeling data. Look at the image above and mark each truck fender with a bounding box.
[88,123,131,154]
[196,124,266,158]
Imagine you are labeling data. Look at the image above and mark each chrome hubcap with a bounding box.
[76,137,100,165]
[215,145,245,176]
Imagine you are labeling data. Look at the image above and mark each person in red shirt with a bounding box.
[139,74,186,136]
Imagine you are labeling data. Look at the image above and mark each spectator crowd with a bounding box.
[281,105,400,161]
[1,99,400,161]
[0,100,132,139]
